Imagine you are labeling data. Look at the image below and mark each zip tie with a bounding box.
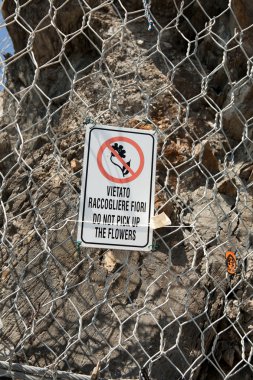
[142,0,153,31]
[83,117,95,125]
[76,240,81,254]
[148,242,159,251]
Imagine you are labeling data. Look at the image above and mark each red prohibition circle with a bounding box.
[97,136,144,184]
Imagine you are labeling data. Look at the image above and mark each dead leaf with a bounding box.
[2,267,10,282]
[103,250,117,272]
[91,361,100,380]
[150,212,172,229]
[71,159,81,173]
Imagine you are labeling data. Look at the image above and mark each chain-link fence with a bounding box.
[0,0,253,379]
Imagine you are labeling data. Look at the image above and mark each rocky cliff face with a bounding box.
[1,1,253,380]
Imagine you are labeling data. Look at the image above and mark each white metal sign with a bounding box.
[77,124,157,251]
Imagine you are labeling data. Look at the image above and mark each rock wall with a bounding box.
[1,1,253,380]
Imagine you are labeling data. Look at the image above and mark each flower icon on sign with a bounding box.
[112,143,126,158]
[110,143,131,177]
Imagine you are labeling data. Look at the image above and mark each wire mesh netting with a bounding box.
[0,0,253,379]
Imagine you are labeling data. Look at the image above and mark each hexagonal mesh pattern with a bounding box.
[0,1,253,379]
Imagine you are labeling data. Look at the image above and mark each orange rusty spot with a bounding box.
[225,251,236,276]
